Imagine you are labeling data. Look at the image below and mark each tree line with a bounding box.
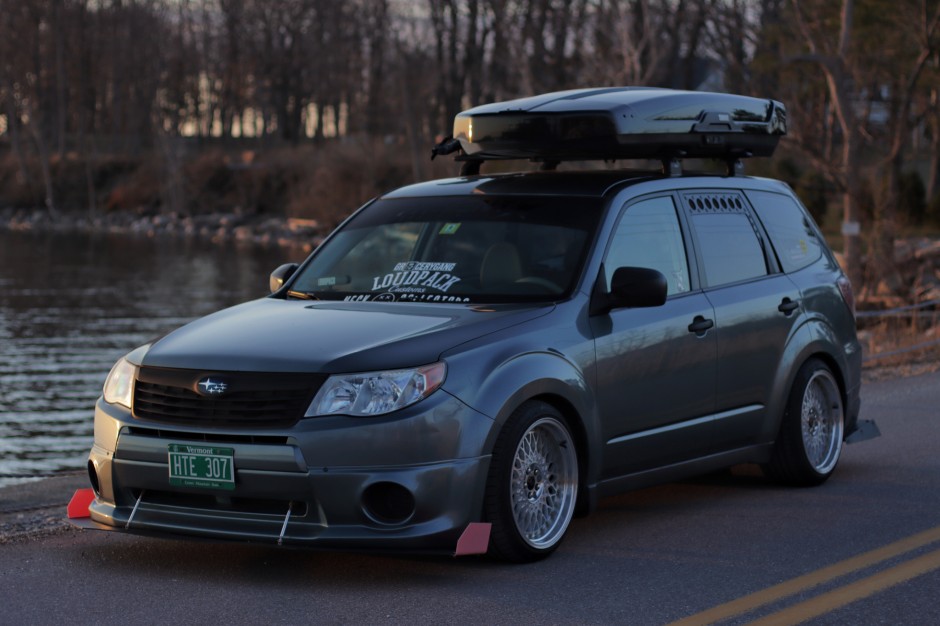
[2,0,940,294]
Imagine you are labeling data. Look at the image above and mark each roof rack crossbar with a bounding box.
[726,158,745,177]
[662,158,682,178]
[460,160,483,176]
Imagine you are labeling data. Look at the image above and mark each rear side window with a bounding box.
[684,192,767,287]
[747,190,823,273]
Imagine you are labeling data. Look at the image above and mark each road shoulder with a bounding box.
[0,473,87,544]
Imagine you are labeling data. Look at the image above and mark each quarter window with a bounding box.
[606,197,690,296]
[747,190,823,273]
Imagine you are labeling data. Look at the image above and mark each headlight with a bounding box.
[306,362,446,417]
[103,357,137,409]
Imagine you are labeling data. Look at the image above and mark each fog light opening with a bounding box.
[87,460,101,496]
[361,482,416,525]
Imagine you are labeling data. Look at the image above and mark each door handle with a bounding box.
[778,298,800,315]
[688,315,714,335]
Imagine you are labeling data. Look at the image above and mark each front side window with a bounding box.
[288,196,603,304]
[605,196,690,296]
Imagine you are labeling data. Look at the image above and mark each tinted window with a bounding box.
[747,190,823,273]
[605,196,690,295]
[691,212,767,287]
[289,196,603,304]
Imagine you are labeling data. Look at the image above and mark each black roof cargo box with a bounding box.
[449,87,787,163]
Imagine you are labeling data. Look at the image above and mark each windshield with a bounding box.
[289,195,603,304]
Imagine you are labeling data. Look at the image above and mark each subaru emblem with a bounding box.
[196,377,228,396]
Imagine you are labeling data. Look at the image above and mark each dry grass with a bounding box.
[860,313,940,381]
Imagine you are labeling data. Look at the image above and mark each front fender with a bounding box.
[442,347,602,487]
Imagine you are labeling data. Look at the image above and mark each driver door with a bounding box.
[591,195,717,477]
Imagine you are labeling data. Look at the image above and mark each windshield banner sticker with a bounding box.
[317,275,351,287]
[400,294,470,303]
[393,262,456,272]
[344,293,470,303]
[372,262,461,293]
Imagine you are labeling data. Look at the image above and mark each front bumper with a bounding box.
[84,391,494,552]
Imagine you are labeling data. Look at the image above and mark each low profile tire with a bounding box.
[765,359,845,486]
[484,401,579,562]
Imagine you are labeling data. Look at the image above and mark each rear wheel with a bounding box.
[766,359,844,486]
[484,401,578,562]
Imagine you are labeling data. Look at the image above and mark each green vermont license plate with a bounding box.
[168,444,235,490]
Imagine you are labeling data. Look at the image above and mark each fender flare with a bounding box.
[443,349,602,498]
[761,318,857,443]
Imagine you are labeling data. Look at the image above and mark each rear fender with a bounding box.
[761,319,860,443]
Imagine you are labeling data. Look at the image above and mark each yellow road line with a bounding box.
[667,525,940,626]
[748,548,940,626]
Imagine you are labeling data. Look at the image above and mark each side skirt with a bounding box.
[588,443,774,503]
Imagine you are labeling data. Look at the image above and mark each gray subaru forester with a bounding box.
[79,88,862,562]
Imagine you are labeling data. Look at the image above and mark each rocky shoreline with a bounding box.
[0,206,326,254]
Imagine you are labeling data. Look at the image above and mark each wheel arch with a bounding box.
[763,319,854,443]
[526,392,594,516]
[764,353,846,485]
[445,348,602,515]
[810,351,848,402]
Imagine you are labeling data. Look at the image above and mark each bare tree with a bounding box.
[785,0,865,291]
[589,0,713,89]
[0,0,33,191]
[870,2,940,287]
[427,0,495,133]
[783,0,940,294]
[705,0,776,94]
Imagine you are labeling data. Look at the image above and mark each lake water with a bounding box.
[0,229,294,487]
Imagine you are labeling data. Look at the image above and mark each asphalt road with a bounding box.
[2,371,939,625]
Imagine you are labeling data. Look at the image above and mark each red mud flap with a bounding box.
[67,488,95,519]
[66,489,116,531]
[454,522,491,557]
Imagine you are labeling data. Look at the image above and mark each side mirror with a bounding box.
[590,266,667,315]
[269,263,298,293]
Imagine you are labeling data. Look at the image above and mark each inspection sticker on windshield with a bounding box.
[439,223,461,235]
[168,444,235,490]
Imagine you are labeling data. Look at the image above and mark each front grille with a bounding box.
[134,367,325,428]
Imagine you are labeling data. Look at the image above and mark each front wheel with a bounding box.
[765,359,845,486]
[484,401,579,562]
